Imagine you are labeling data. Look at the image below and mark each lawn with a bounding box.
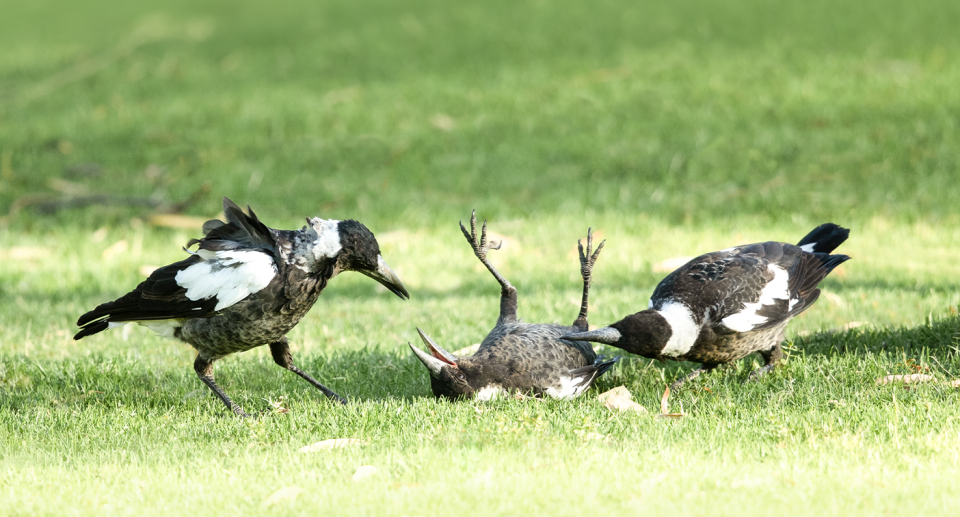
[2,0,960,515]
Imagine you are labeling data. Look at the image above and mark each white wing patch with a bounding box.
[799,243,816,253]
[176,250,278,311]
[721,264,790,332]
[657,301,700,357]
[545,374,591,400]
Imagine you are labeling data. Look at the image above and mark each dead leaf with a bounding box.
[653,256,693,273]
[598,386,632,402]
[352,465,377,481]
[660,386,670,414]
[0,247,49,260]
[604,396,648,413]
[298,439,366,453]
[102,240,128,260]
[453,344,480,356]
[261,486,303,508]
[875,374,935,385]
[950,380,960,388]
[430,114,455,131]
[148,213,209,229]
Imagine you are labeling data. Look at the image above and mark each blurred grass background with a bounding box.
[2,1,960,515]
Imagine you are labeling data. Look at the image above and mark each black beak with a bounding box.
[360,255,409,300]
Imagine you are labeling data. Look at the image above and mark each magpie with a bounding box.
[410,211,618,401]
[563,223,850,389]
[75,197,409,416]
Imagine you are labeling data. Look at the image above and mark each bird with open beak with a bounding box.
[410,211,618,401]
[75,197,408,416]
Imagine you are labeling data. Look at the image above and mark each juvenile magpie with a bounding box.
[410,211,618,401]
[563,223,850,389]
[75,197,408,416]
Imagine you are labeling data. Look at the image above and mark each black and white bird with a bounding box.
[410,211,618,401]
[75,197,409,416]
[562,223,850,389]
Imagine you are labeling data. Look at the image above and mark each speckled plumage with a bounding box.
[411,211,617,401]
[75,198,408,416]
[564,223,850,389]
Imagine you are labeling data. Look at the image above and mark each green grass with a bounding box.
[2,0,960,515]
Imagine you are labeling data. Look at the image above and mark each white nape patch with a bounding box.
[475,385,507,402]
[647,299,654,309]
[721,264,790,332]
[799,243,816,253]
[311,219,342,261]
[657,301,700,357]
[544,375,589,400]
[176,250,277,311]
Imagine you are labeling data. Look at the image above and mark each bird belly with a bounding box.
[677,323,789,364]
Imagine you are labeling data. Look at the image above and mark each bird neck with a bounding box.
[279,228,340,278]
[610,310,673,358]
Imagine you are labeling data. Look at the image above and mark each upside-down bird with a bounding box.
[563,223,850,390]
[410,211,618,401]
[75,197,408,416]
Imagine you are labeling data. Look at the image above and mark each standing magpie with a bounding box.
[75,197,408,416]
[410,211,618,401]
[563,223,850,389]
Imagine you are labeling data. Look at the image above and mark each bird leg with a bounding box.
[669,363,720,391]
[193,355,250,417]
[745,343,783,382]
[572,228,605,331]
[270,338,347,405]
[460,210,518,326]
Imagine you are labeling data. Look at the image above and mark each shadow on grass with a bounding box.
[2,317,959,414]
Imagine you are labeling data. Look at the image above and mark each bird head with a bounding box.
[305,217,409,299]
[409,328,491,400]
[560,310,671,357]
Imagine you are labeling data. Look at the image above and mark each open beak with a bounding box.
[416,328,459,364]
[409,328,458,378]
[561,326,622,344]
[360,255,409,300]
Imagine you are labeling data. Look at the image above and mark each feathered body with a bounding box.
[564,223,850,388]
[411,212,617,401]
[76,198,408,415]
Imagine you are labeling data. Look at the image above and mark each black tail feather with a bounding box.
[796,223,850,254]
[74,320,109,340]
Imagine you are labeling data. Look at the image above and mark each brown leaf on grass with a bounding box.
[951,380,960,388]
[875,374,935,385]
[653,256,693,273]
[598,386,647,413]
[261,486,303,508]
[453,343,480,356]
[298,439,366,453]
[352,465,377,481]
[148,213,209,229]
[657,386,685,418]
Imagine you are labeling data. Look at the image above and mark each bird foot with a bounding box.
[460,210,502,262]
[578,228,605,282]
[744,364,777,383]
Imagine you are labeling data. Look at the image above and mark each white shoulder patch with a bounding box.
[311,219,342,261]
[721,264,790,332]
[799,243,816,253]
[176,250,278,311]
[657,301,700,357]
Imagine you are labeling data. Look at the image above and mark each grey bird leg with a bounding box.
[670,363,720,391]
[270,338,347,405]
[194,355,250,417]
[572,228,605,331]
[745,342,783,382]
[461,210,518,326]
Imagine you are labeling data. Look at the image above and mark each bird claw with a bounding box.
[577,228,605,281]
[744,364,776,383]
[460,209,502,261]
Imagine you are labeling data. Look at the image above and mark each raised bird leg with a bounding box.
[745,342,783,382]
[194,355,250,417]
[670,363,719,391]
[572,228,605,331]
[270,338,347,405]
[461,210,518,327]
